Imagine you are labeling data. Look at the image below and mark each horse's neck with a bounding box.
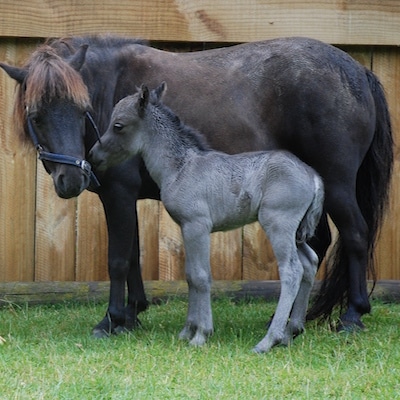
[140,109,197,188]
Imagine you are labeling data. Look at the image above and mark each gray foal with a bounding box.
[89,83,324,353]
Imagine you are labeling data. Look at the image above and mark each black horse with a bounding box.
[0,35,393,336]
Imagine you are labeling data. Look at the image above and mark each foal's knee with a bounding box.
[186,268,211,292]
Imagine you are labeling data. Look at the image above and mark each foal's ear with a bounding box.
[0,63,28,83]
[137,84,150,117]
[154,81,167,100]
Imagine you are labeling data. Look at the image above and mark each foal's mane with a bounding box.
[151,95,211,152]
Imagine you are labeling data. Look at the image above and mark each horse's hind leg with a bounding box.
[323,183,370,330]
[282,243,318,345]
[309,212,331,267]
[179,223,213,346]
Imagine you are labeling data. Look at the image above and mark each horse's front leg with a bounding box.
[92,177,148,337]
[178,223,213,346]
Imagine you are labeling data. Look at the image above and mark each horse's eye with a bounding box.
[114,123,124,133]
[30,114,42,127]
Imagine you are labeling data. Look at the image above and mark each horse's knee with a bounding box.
[108,258,130,279]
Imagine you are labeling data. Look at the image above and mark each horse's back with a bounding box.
[126,37,375,165]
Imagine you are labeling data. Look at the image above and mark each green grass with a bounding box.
[0,297,399,399]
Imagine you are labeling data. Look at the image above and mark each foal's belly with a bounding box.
[208,191,260,233]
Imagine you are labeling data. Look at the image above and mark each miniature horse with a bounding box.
[89,83,324,352]
[0,36,393,335]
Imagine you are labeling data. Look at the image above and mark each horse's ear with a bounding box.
[0,63,27,83]
[137,84,149,117]
[68,44,89,72]
[154,81,167,100]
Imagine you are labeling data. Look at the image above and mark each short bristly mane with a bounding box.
[151,95,211,152]
[14,45,91,143]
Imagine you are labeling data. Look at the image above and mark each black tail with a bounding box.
[308,69,394,320]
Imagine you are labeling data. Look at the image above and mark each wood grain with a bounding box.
[0,40,36,282]
[1,26,400,284]
[76,190,108,281]
[137,199,160,280]
[372,47,400,280]
[34,168,76,281]
[242,223,279,281]
[0,1,398,45]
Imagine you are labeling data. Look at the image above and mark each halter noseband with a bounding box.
[26,110,101,189]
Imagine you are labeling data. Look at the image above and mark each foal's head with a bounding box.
[0,43,93,198]
[89,82,166,170]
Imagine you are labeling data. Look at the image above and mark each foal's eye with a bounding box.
[113,123,124,133]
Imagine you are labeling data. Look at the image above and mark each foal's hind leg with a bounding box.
[282,243,318,345]
[178,223,213,346]
[253,216,303,353]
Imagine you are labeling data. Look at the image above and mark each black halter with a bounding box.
[26,111,101,189]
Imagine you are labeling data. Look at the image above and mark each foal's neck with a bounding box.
[141,104,206,187]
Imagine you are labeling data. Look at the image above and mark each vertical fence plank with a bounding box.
[372,47,400,280]
[242,223,279,280]
[159,204,185,280]
[137,199,160,280]
[210,229,242,280]
[0,39,36,282]
[34,169,77,281]
[75,190,108,281]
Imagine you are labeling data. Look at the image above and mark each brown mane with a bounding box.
[14,44,90,143]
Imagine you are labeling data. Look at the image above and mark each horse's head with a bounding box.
[89,82,166,171]
[0,44,96,198]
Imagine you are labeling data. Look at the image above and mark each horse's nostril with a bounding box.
[54,170,90,199]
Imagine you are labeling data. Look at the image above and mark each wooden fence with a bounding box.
[0,1,400,287]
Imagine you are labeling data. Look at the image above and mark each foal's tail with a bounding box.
[308,69,394,320]
[297,174,325,243]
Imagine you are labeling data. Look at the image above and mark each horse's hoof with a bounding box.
[92,328,112,339]
[336,319,365,333]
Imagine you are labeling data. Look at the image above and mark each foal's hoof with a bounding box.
[179,326,195,341]
[189,331,208,347]
[252,344,273,354]
[179,325,211,347]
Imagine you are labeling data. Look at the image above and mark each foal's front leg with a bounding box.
[179,223,213,346]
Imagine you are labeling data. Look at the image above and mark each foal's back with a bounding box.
[162,147,319,234]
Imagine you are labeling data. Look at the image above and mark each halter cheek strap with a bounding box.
[26,111,101,189]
